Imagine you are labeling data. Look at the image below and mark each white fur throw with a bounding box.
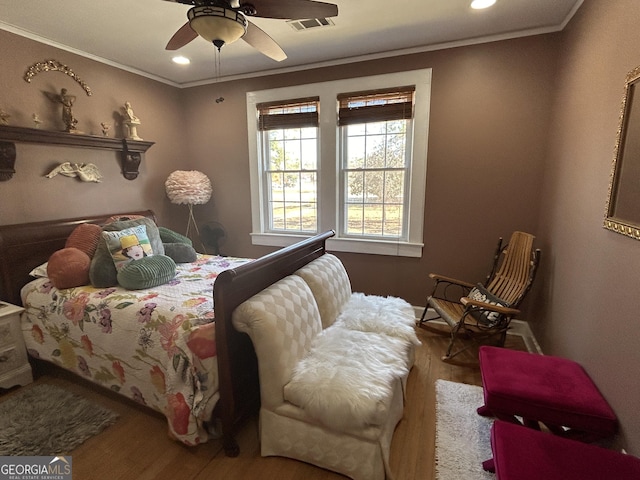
[283,327,409,431]
[336,293,421,346]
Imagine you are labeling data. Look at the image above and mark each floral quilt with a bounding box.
[20,254,251,446]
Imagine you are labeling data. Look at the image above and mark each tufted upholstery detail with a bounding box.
[294,253,351,328]
[232,275,322,409]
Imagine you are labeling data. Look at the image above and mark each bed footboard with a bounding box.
[213,230,335,456]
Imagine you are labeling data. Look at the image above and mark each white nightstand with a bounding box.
[0,301,33,389]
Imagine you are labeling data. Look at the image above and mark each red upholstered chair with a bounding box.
[478,346,618,443]
[485,421,640,479]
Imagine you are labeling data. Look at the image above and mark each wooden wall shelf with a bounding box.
[0,124,154,181]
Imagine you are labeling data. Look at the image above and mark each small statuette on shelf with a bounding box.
[0,108,10,125]
[122,101,142,140]
[32,113,42,128]
[101,122,111,137]
[45,88,79,133]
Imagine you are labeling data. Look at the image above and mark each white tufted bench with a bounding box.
[232,254,418,480]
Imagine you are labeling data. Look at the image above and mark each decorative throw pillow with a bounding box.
[163,243,197,263]
[102,225,153,271]
[117,255,176,290]
[158,226,193,246]
[47,247,91,289]
[467,283,509,326]
[65,223,102,258]
[104,217,165,256]
[29,262,49,278]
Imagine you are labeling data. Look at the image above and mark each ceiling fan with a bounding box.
[163,0,339,62]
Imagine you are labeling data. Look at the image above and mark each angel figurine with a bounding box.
[0,108,10,125]
[46,162,102,182]
[44,88,78,132]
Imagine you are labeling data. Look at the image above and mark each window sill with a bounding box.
[251,232,423,257]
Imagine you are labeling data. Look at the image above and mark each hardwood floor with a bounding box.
[1,323,527,480]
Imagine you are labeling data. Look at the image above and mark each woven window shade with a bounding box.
[257,97,319,131]
[337,86,416,126]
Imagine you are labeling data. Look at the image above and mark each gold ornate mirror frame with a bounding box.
[605,65,640,240]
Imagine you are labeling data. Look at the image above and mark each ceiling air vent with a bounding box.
[287,17,335,31]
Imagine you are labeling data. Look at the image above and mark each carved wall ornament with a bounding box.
[0,141,17,181]
[45,162,102,182]
[24,59,92,96]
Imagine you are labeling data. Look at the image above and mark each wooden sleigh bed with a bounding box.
[0,210,334,456]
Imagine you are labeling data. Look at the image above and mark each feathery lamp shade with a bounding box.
[165,170,212,252]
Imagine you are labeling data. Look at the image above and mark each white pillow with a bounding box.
[29,262,49,278]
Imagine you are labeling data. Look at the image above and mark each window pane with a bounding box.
[346,171,365,202]
[301,139,317,169]
[364,170,384,200]
[346,204,364,235]
[385,170,405,202]
[341,118,409,239]
[270,172,284,201]
[363,204,383,235]
[383,204,403,237]
[263,126,318,234]
[366,121,386,135]
[346,135,365,169]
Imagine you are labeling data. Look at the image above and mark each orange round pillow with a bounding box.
[47,247,91,289]
[65,223,102,258]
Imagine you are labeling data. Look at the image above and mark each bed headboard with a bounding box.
[0,210,156,306]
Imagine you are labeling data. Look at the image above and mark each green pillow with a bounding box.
[89,241,118,287]
[163,243,197,263]
[158,226,192,246]
[117,255,176,290]
[90,217,165,288]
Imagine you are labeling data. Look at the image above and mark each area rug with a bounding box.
[435,379,493,480]
[0,383,119,456]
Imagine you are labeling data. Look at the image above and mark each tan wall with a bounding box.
[182,34,560,307]
[4,0,640,454]
[531,0,640,453]
[0,31,188,231]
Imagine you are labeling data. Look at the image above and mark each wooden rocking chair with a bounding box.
[419,231,541,360]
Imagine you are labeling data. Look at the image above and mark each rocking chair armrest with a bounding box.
[460,297,520,316]
[428,273,475,289]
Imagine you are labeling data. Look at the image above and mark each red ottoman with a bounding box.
[478,346,617,442]
[487,420,640,479]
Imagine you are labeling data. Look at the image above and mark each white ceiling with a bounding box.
[0,0,582,87]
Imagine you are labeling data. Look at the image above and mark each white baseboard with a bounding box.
[413,306,542,354]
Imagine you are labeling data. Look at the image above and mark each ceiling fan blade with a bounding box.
[166,21,199,50]
[242,21,287,61]
[240,0,338,19]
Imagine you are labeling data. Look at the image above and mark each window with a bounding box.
[246,69,431,257]
[338,87,415,240]
[257,98,319,233]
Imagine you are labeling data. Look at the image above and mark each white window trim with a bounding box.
[246,68,431,257]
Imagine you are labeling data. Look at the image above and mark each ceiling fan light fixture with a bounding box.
[188,5,247,47]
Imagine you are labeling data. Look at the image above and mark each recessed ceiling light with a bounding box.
[172,56,191,65]
[471,0,497,9]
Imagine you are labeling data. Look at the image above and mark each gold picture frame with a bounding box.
[605,65,640,240]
